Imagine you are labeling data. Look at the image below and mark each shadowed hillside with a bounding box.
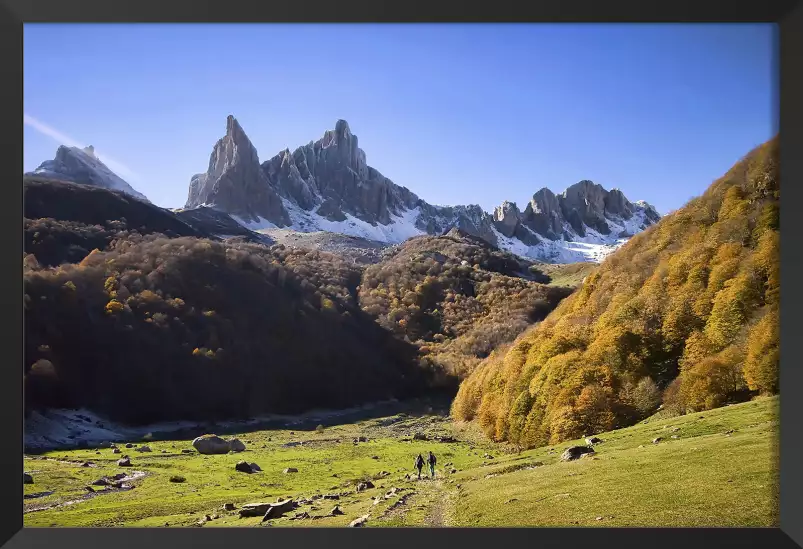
[24,234,434,424]
[452,137,779,447]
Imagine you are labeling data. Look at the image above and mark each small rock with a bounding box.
[560,446,595,461]
[81,461,94,467]
[652,437,663,444]
[117,458,132,467]
[505,498,518,504]
[725,429,735,435]
[112,448,121,454]
[596,516,603,521]
[23,473,33,484]
[284,467,298,474]
[136,445,152,453]
[85,486,95,493]
[585,437,602,445]
[205,514,213,521]
[371,456,380,460]
[330,505,344,516]
[413,433,428,441]
[92,478,110,486]
[671,435,679,439]
[181,449,194,454]
[671,427,681,433]
[349,514,369,527]
[323,494,340,500]
[450,468,457,474]
[125,443,134,448]
[223,503,236,511]
[356,481,375,492]
[169,475,186,483]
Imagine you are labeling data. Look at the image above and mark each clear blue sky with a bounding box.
[23,24,776,214]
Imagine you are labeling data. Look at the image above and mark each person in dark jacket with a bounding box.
[415,453,425,479]
[428,451,437,478]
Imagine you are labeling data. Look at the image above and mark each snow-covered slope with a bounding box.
[28,145,149,202]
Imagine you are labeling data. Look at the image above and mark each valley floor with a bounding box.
[23,396,778,528]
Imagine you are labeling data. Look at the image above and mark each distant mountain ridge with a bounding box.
[186,116,661,263]
[25,117,661,264]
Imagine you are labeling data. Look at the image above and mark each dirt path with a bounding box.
[422,478,452,527]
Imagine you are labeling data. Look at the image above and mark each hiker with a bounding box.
[428,451,436,478]
[415,453,425,479]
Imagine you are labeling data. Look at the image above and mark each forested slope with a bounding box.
[452,137,780,447]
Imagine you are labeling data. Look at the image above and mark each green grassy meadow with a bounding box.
[23,396,778,528]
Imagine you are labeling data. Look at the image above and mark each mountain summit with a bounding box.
[27,145,149,202]
[185,117,660,263]
[185,115,289,225]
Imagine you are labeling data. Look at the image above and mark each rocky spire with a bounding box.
[185,115,289,226]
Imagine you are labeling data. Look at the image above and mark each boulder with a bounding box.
[192,435,231,455]
[249,463,262,472]
[112,448,121,454]
[330,505,344,516]
[560,446,595,462]
[136,445,152,453]
[235,461,255,474]
[284,467,298,474]
[585,437,602,445]
[125,443,134,448]
[229,439,246,452]
[92,478,111,486]
[239,503,274,518]
[223,503,236,511]
[117,458,132,467]
[262,499,296,522]
[23,473,33,484]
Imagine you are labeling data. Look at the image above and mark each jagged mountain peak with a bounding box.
[185,115,289,225]
[183,117,661,263]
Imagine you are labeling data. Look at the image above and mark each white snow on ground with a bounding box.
[234,200,426,245]
[231,199,654,264]
[490,224,626,264]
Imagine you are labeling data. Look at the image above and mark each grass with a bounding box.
[532,262,598,288]
[23,396,778,528]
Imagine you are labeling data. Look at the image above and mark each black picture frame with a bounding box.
[3,1,801,548]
